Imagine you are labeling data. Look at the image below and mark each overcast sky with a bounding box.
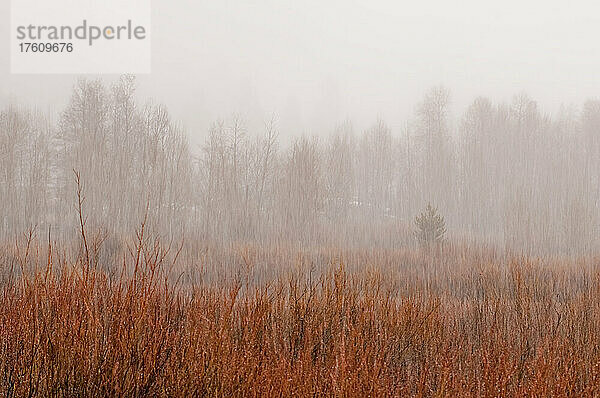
[2,0,600,146]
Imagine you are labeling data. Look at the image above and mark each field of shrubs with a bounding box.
[1,225,599,397]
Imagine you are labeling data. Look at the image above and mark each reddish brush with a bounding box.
[1,230,600,396]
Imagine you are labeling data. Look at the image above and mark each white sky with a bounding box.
[1,0,600,145]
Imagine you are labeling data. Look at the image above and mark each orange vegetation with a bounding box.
[1,231,600,397]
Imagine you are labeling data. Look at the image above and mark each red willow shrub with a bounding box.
[1,230,600,396]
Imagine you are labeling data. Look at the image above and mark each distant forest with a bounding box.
[2,75,599,256]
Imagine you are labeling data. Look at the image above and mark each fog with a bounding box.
[3,0,600,144]
[2,1,600,257]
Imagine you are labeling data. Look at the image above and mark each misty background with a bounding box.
[2,0,600,257]
[2,0,600,145]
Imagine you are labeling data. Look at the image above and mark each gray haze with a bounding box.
[2,1,600,257]
[2,0,600,145]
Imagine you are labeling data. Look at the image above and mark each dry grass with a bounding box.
[1,229,600,397]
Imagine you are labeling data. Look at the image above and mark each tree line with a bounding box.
[1,77,599,255]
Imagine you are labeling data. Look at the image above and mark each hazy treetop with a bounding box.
[1,0,599,145]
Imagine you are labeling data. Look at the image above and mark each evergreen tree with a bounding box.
[415,203,446,248]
